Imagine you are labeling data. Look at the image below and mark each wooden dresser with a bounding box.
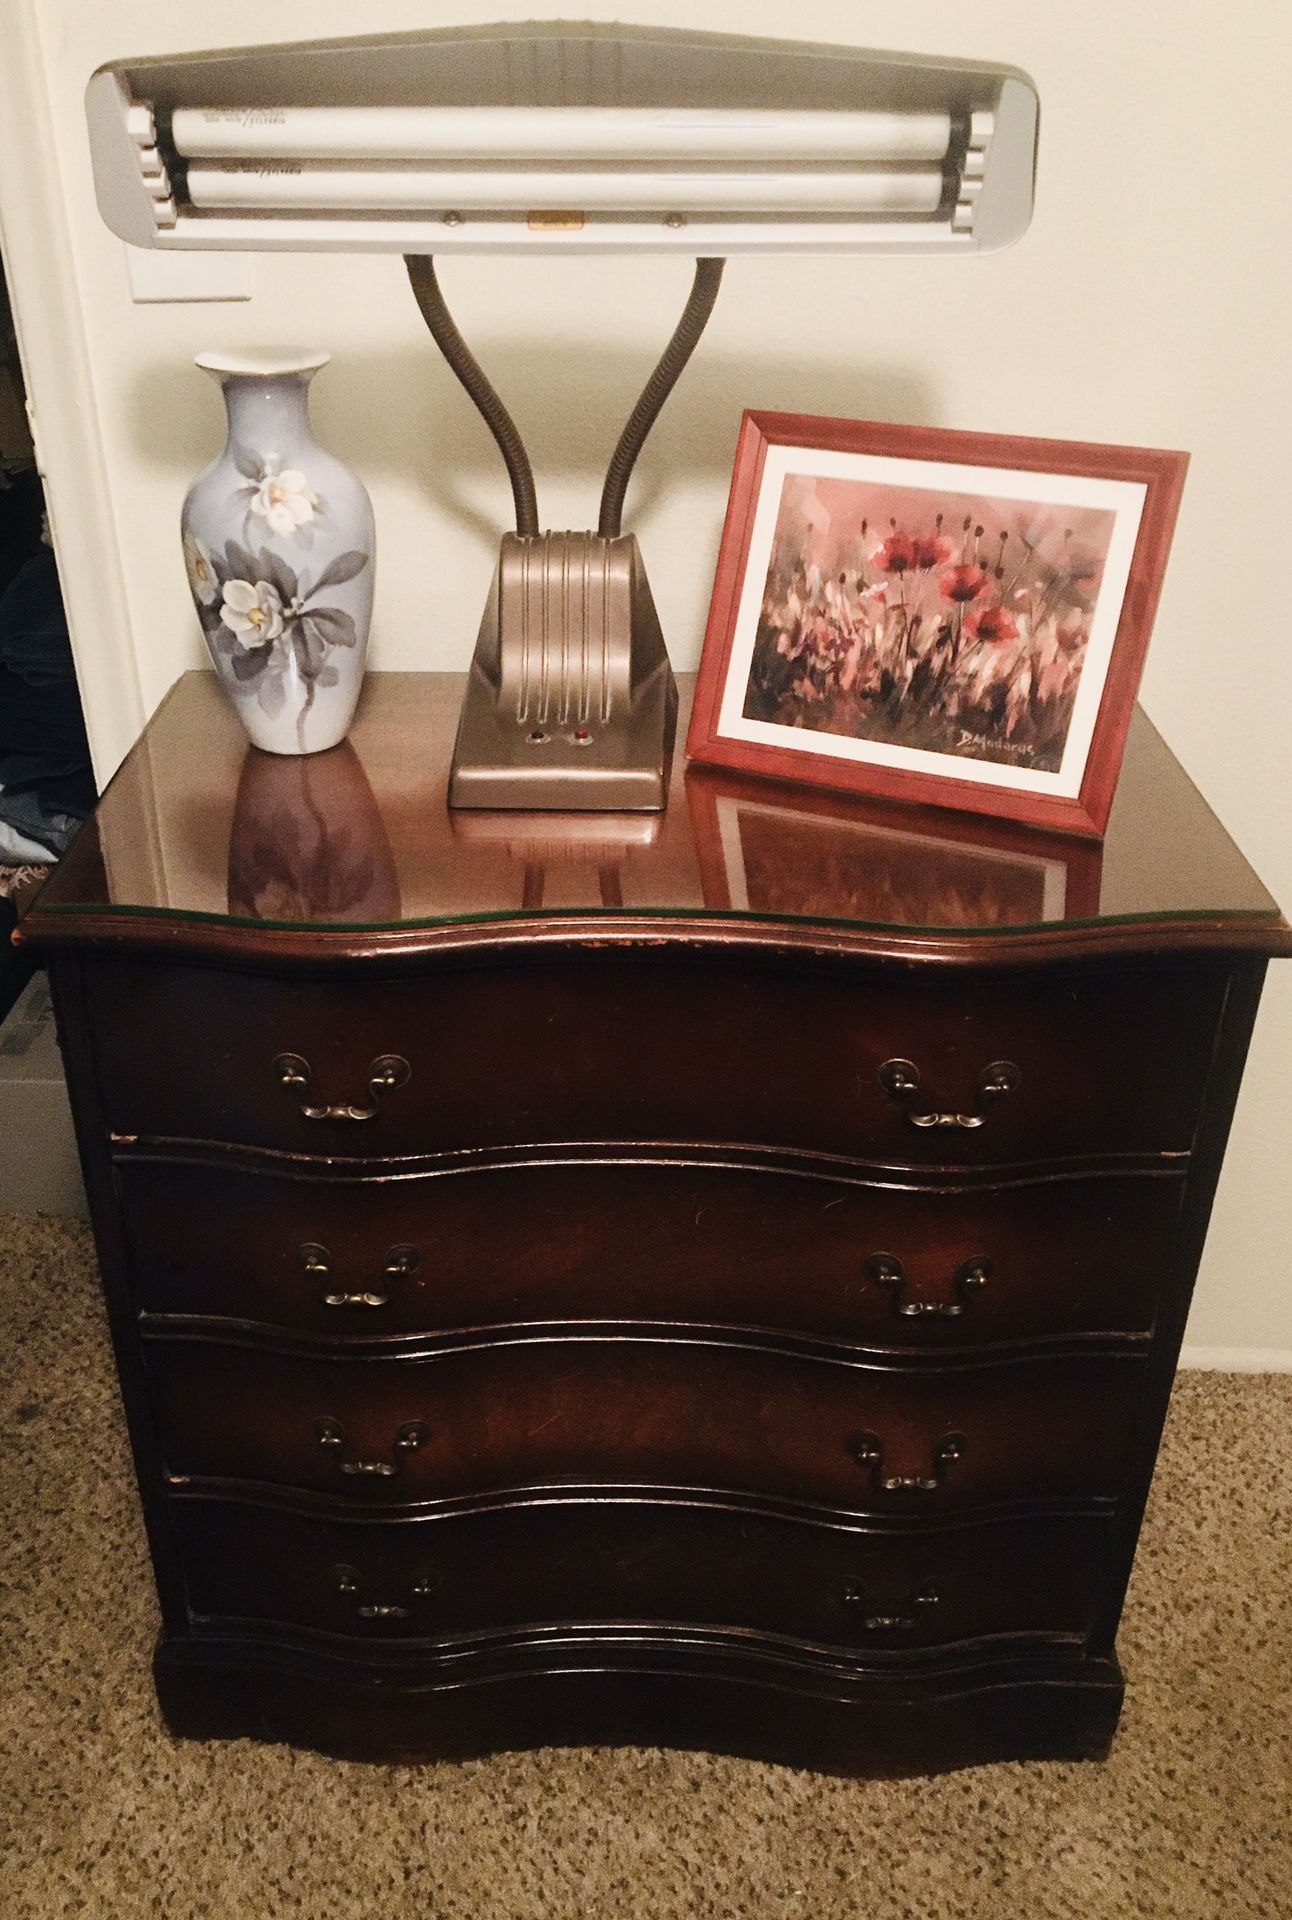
[18,672,1290,1773]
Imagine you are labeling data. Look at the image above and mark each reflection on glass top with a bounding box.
[36,672,1284,937]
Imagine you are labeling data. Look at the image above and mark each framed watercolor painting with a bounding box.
[686,413,1188,838]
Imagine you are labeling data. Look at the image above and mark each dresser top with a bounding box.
[21,671,1290,966]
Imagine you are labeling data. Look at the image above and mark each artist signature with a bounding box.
[956,729,1038,760]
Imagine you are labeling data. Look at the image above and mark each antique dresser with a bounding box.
[18,672,1290,1773]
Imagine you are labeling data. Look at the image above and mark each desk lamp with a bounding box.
[85,22,1038,810]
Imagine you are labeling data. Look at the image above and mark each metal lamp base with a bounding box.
[448,530,678,811]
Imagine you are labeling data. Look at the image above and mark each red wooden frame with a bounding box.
[685,411,1188,840]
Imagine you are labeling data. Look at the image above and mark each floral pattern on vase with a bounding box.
[181,349,375,755]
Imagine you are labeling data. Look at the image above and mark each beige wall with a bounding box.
[4,0,1289,1358]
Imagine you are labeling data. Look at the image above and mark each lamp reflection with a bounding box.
[449,810,661,910]
[686,769,1102,928]
[227,742,400,922]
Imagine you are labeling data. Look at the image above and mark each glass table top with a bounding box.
[31,672,1285,941]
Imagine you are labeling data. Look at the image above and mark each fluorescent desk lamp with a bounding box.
[86,22,1039,810]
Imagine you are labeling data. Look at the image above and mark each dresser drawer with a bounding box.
[120,1157,1183,1348]
[173,1493,1112,1653]
[145,1336,1143,1514]
[86,956,1224,1165]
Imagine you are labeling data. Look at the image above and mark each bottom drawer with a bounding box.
[172,1494,1112,1654]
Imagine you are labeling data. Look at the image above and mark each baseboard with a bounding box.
[1178,1345,1292,1373]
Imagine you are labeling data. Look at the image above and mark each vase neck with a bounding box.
[220,373,316,467]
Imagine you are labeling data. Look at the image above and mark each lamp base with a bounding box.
[448,530,677,811]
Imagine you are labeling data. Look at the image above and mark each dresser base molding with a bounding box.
[153,1632,1124,1774]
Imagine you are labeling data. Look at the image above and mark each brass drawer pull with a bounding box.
[314,1416,429,1477]
[848,1429,966,1493]
[299,1242,421,1309]
[865,1253,992,1318]
[273,1051,411,1123]
[878,1057,1020,1130]
[843,1578,941,1633]
[333,1563,437,1622]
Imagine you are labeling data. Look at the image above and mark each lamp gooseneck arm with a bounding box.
[598,256,725,539]
[404,254,540,537]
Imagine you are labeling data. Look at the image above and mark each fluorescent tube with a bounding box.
[184,165,948,216]
[171,106,958,166]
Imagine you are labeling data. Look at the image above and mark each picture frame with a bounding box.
[686,411,1188,838]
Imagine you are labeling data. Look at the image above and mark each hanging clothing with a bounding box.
[0,547,95,859]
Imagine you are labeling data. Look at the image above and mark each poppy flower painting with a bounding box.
[743,476,1115,776]
[688,414,1188,838]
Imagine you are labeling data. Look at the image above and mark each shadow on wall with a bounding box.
[126,345,934,543]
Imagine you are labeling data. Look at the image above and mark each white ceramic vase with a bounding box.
[181,348,375,755]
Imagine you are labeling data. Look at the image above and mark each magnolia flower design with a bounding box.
[183,533,219,607]
[193,537,370,746]
[220,577,292,648]
[249,469,319,537]
[228,441,324,545]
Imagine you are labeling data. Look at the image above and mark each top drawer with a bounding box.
[84,954,1226,1165]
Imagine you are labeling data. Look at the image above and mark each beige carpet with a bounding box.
[1,1213,1289,1920]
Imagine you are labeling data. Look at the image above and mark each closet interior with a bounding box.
[0,257,94,1022]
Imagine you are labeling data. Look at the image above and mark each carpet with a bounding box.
[1,1212,1288,1920]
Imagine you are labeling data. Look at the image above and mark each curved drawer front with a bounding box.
[87,956,1225,1165]
[121,1157,1183,1348]
[145,1336,1143,1514]
[172,1494,1112,1653]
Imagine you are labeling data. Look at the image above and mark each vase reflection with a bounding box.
[227,741,400,922]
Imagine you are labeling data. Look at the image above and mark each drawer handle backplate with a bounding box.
[315,1415,429,1477]
[878,1057,1020,1130]
[273,1051,411,1123]
[299,1242,421,1309]
[333,1563,437,1621]
[865,1253,992,1319]
[849,1429,966,1494]
[843,1577,941,1634]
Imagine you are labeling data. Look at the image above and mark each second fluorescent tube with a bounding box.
[184,166,949,216]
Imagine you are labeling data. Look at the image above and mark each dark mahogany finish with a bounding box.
[17,672,1291,1774]
[145,1334,1143,1511]
[84,953,1224,1164]
[172,1493,1113,1653]
[117,1154,1184,1349]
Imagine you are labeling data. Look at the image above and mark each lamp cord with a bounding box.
[598,256,724,538]
[404,253,725,541]
[405,255,540,537]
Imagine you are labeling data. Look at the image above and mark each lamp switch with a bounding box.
[124,245,252,303]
